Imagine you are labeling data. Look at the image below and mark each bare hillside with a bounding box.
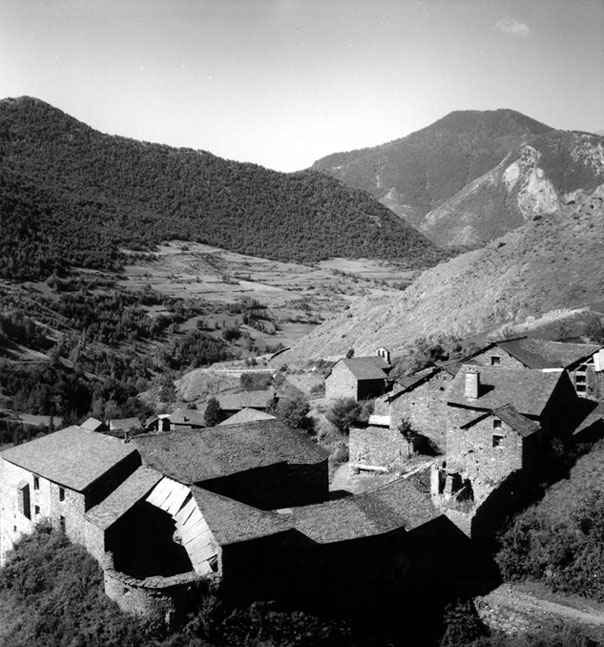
[285,188,604,362]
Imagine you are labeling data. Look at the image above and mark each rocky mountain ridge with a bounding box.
[312,110,604,248]
[285,188,604,362]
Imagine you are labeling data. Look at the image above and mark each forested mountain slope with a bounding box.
[285,189,604,361]
[312,109,604,248]
[0,97,442,280]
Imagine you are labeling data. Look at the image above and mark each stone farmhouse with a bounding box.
[349,338,604,540]
[325,350,392,401]
[0,417,468,621]
[467,337,604,399]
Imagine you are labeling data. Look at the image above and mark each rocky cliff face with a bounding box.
[313,111,604,249]
[420,132,604,247]
[285,188,604,362]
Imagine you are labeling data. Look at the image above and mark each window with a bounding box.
[18,484,31,519]
[59,487,65,502]
[33,476,39,491]
[34,505,40,516]
[492,434,504,448]
[491,356,501,366]
[493,419,502,429]
[59,516,66,532]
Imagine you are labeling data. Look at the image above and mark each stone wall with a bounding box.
[446,414,523,499]
[199,462,289,510]
[103,563,204,625]
[0,459,87,564]
[286,461,329,506]
[325,362,358,400]
[349,426,409,470]
[389,371,454,451]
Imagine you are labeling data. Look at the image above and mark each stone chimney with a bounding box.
[376,347,391,365]
[465,367,480,399]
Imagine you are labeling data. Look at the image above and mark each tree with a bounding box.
[204,397,223,427]
[277,395,313,432]
[326,398,362,434]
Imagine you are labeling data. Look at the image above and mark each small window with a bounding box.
[59,516,66,532]
[59,487,65,502]
[34,505,40,516]
[493,419,502,429]
[492,434,504,448]
[33,476,39,491]
[491,356,501,366]
[18,484,31,520]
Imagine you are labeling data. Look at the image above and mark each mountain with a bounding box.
[284,189,604,362]
[312,110,604,248]
[0,97,442,280]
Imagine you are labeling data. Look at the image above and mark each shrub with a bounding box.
[326,398,362,435]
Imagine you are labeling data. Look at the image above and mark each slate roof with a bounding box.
[109,417,142,431]
[446,365,564,417]
[191,486,292,545]
[390,366,441,399]
[170,408,206,427]
[0,426,139,492]
[133,419,328,484]
[86,467,163,529]
[219,408,277,426]
[338,356,390,380]
[80,417,105,431]
[286,477,439,543]
[495,338,601,370]
[217,390,275,411]
[460,405,540,438]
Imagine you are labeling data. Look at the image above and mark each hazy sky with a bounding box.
[1,0,603,171]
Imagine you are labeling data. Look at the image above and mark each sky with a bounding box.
[1,0,603,172]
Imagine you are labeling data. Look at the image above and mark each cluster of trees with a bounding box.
[0,97,442,282]
[161,330,232,370]
[0,311,50,350]
[496,488,604,602]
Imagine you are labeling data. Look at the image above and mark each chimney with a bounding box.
[377,347,391,365]
[465,367,480,399]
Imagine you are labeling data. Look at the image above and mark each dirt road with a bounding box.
[477,583,604,635]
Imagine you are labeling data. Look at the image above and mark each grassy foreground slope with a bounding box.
[0,97,442,280]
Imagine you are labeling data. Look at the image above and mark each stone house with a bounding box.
[216,390,277,416]
[0,419,471,622]
[468,337,604,399]
[349,363,461,472]
[0,426,141,562]
[325,354,391,401]
[132,419,330,510]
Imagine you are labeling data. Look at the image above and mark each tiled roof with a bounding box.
[216,390,275,411]
[286,478,439,543]
[460,405,540,438]
[133,419,328,484]
[219,408,277,426]
[495,338,601,369]
[446,365,564,417]
[86,467,163,529]
[390,366,441,398]
[170,408,206,426]
[191,486,292,545]
[109,417,142,431]
[81,417,105,431]
[0,426,139,492]
[494,404,540,437]
[339,356,390,380]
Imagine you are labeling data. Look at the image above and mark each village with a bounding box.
[1,333,603,625]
